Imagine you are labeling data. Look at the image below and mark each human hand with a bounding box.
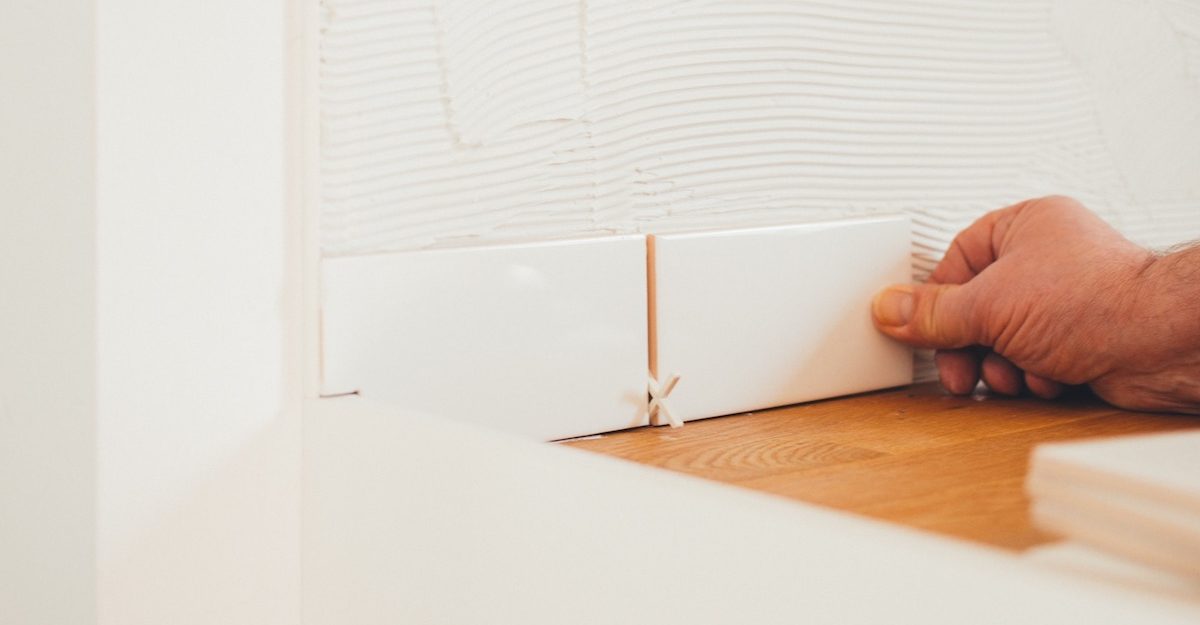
[872,196,1200,414]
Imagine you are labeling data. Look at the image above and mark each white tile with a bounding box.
[649,217,913,423]
[1033,431,1200,507]
[1025,542,1200,604]
[321,236,649,440]
[1030,498,1200,581]
[1028,430,1200,580]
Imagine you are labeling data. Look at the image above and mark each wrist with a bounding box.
[1103,245,1200,412]
[1087,248,1158,371]
[1125,246,1200,355]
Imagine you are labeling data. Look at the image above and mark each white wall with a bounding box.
[3,3,302,622]
[0,2,97,623]
[95,1,301,624]
[320,0,1200,274]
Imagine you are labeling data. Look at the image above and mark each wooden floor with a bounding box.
[563,383,1200,551]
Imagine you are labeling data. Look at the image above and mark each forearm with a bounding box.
[1108,243,1200,413]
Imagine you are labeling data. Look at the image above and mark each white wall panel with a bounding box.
[96,1,301,623]
[0,2,96,623]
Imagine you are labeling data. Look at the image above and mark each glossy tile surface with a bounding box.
[321,236,649,440]
[649,217,914,423]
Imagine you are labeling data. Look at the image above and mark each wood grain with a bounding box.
[563,383,1200,551]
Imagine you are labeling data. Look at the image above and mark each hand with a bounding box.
[871,196,1200,414]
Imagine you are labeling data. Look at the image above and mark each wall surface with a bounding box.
[320,0,1200,275]
[0,2,97,623]
[96,1,301,624]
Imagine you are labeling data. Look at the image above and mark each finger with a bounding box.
[929,212,1003,284]
[872,282,983,349]
[1025,372,1064,400]
[981,352,1023,396]
[928,199,1033,285]
[934,349,980,395]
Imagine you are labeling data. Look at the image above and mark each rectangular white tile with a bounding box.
[649,217,913,423]
[1028,431,1200,580]
[1025,542,1200,604]
[1032,430,1200,506]
[321,236,649,440]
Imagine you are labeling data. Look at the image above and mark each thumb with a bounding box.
[871,282,983,349]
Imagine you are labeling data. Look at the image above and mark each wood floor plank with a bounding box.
[564,383,1200,550]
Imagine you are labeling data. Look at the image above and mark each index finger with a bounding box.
[929,200,1030,285]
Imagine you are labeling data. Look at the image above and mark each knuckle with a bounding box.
[1031,194,1082,213]
[918,285,969,346]
[917,286,944,339]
